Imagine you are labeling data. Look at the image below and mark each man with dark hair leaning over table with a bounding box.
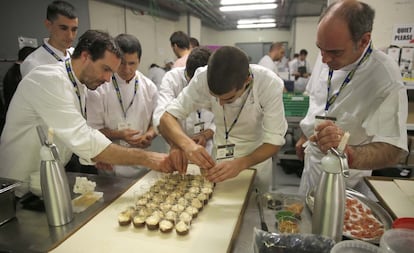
[0,30,174,198]
[295,0,408,198]
[158,46,287,192]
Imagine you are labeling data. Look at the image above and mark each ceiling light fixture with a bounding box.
[237,23,277,29]
[220,3,277,12]
[220,0,276,5]
[237,18,276,25]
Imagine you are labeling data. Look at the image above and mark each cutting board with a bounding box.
[50,165,255,253]
[365,177,414,219]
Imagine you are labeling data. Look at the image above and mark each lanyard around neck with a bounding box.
[223,74,254,142]
[42,44,63,62]
[65,59,86,118]
[325,42,373,112]
[112,75,139,119]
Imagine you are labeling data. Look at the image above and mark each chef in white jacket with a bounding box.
[159,46,287,191]
[86,34,158,178]
[295,0,408,197]
[153,47,215,155]
[21,0,78,77]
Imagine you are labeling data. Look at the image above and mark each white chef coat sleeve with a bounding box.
[24,73,111,162]
[20,57,39,77]
[257,73,288,146]
[363,86,408,152]
[86,88,106,130]
[153,70,182,133]
[166,70,211,121]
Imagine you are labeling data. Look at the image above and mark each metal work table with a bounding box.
[0,171,307,253]
[0,173,136,253]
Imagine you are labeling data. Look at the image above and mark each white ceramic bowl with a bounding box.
[331,240,382,253]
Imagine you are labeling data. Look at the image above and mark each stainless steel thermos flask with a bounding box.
[37,126,73,226]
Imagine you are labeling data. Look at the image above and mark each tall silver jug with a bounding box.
[37,126,73,226]
[312,134,350,243]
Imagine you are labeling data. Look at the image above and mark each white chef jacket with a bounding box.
[289,59,312,93]
[20,38,74,77]
[0,61,111,197]
[299,45,408,196]
[147,66,166,89]
[165,65,287,190]
[153,67,215,154]
[86,71,158,177]
[289,59,312,74]
[258,55,278,74]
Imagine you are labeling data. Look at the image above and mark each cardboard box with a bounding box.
[387,47,401,65]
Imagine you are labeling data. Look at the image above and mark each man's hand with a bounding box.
[95,161,113,171]
[205,158,244,182]
[120,128,141,146]
[145,151,174,173]
[191,133,207,147]
[183,142,215,170]
[169,146,188,174]
[310,120,344,153]
[133,131,155,148]
[295,135,307,160]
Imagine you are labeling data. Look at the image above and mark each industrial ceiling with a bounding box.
[98,0,327,30]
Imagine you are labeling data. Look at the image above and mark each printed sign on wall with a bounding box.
[392,24,414,45]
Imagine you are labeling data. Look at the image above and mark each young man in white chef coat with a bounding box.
[21,0,78,77]
[153,47,215,155]
[295,0,408,197]
[158,46,288,191]
[86,33,158,178]
[0,30,173,197]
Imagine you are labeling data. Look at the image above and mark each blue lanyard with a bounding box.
[42,44,63,62]
[223,74,253,142]
[65,59,86,118]
[325,42,373,112]
[112,75,139,119]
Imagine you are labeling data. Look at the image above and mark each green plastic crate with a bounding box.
[283,93,309,117]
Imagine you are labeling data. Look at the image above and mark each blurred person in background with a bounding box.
[170,31,191,68]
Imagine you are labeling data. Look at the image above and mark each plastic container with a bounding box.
[392,217,414,230]
[331,240,382,253]
[380,228,414,253]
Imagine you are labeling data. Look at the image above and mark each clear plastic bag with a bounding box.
[253,227,335,253]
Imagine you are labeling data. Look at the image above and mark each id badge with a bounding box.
[216,143,235,162]
[117,121,132,130]
[194,121,205,134]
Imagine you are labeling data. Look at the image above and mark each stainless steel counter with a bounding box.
[0,170,308,253]
[0,173,137,253]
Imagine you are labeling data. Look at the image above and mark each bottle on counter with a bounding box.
[38,126,73,226]
[312,132,350,243]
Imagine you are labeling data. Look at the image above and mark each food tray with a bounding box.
[305,188,393,244]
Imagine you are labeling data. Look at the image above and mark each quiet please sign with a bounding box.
[392,24,414,45]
